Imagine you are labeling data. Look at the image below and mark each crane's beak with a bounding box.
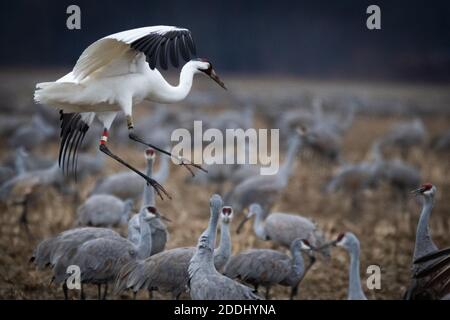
[156,212,172,223]
[411,186,425,195]
[313,239,339,251]
[207,69,227,90]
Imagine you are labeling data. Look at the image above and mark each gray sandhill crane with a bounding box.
[76,194,134,228]
[0,166,14,185]
[0,162,64,235]
[188,205,260,300]
[90,148,169,201]
[114,196,233,299]
[379,118,427,157]
[432,128,450,152]
[224,238,316,299]
[380,158,421,199]
[53,207,154,299]
[34,26,227,198]
[225,132,302,222]
[405,184,450,299]
[127,148,168,254]
[31,227,122,270]
[326,232,367,300]
[237,203,330,258]
[324,141,383,210]
[8,114,56,151]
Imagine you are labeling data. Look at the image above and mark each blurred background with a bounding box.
[0,0,449,300]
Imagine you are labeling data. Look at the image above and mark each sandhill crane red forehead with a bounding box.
[146,206,157,214]
[222,207,233,216]
[145,148,155,156]
[411,183,434,194]
[337,233,346,242]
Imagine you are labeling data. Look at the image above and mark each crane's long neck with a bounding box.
[253,212,268,240]
[142,157,155,207]
[290,248,305,279]
[152,63,196,103]
[155,156,170,183]
[214,221,231,270]
[347,244,366,300]
[189,206,221,277]
[136,214,152,259]
[278,136,300,181]
[413,195,438,261]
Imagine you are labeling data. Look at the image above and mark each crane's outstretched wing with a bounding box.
[72,26,197,81]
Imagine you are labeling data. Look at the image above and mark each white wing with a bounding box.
[72,26,197,82]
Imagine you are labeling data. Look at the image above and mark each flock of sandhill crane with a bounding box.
[0,26,449,300]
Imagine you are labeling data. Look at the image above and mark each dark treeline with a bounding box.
[0,0,449,82]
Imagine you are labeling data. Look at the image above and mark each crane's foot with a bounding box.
[128,131,207,177]
[99,144,171,200]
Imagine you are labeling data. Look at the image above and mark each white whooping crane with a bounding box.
[34,25,226,199]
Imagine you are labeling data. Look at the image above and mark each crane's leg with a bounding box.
[253,284,259,293]
[98,128,170,200]
[290,285,299,300]
[102,284,108,300]
[17,196,32,239]
[80,284,86,300]
[62,283,69,300]
[265,287,271,300]
[126,115,207,176]
[132,291,137,300]
[147,289,153,300]
[97,284,101,300]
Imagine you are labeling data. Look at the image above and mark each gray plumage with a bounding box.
[76,194,134,228]
[52,208,153,288]
[8,114,56,150]
[380,118,427,153]
[335,232,367,300]
[115,195,233,299]
[405,184,450,300]
[239,203,330,258]
[188,196,260,300]
[224,238,315,299]
[31,227,122,269]
[127,148,168,254]
[90,150,169,201]
[225,133,302,216]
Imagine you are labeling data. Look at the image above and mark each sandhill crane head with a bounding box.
[331,232,360,252]
[145,148,156,160]
[411,183,435,197]
[210,194,224,212]
[144,205,171,222]
[220,206,234,224]
[236,203,263,234]
[193,58,227,90]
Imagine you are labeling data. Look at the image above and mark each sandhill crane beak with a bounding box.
[314,239,339,250]
[157,212,172,223]
[236,215,250,234]
[208,69,227,90]
[411,186,425,194]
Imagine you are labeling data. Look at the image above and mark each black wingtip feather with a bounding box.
[58,111,90,181]
[130,29,196,70]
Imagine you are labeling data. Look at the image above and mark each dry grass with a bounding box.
[0,75,449,300]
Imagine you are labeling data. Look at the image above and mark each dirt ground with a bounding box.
[0,74,449,300]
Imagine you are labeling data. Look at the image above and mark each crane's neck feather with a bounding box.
[214,221,231,268]
[136,214,152,259]
[348,244,366,300]
[149,62,197,103]
[413,196,438,261]
[142,157,155,207]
